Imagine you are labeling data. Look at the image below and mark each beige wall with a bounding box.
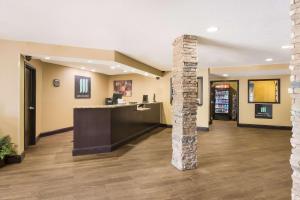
[107,68,210,128]
[0,39,115,154]
[197,68,210,128]
[108,72,172,125]
[0,40,22,153]
[40,62,109,132]
[0,38,292,155]
[211,75,292,127]
[239,75,291,126]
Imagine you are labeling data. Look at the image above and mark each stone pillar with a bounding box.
[171,35,198,170]
[290,1,300,199]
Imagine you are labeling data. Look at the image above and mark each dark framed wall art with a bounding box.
[248,79,280,104]
[75,75,91,99]
[255,104,273,119]
[113,80,132,97]
[197,76,203,106]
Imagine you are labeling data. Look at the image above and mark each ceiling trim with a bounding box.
[114,51,164,77]
[1,39,164,76]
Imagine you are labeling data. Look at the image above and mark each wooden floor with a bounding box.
[0,121,292,200]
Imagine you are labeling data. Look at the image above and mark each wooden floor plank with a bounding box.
[0,121,292,200]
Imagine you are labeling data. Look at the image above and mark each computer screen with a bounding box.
[143,95,148,103]
[112,93,123,104]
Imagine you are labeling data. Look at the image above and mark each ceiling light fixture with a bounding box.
[110,66,115,70]
[144,72,149,76]
[281,45,293,49]
[123,70,128,73]
[222,74,229,77]
[265,58,273,62]
[206,26,219,33]
[45,56,51,60]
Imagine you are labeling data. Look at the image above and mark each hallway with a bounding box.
[0,121,292,200]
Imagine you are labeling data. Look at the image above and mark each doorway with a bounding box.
[24,63,36,148]
[210,80,239,124]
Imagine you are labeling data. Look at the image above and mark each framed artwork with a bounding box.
[255,104,272,119]
[75,75,91,99]
[170,78,173,104]
[113,80,132,97]
[248,79,280,104]
[197,77,203,106]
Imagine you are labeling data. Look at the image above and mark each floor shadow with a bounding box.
[73,127,168,162]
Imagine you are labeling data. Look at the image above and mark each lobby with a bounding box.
[0,1,299,200]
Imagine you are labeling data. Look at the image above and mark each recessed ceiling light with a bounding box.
[206,26,218,33]
[265,58,273,62]
[80,67,86,70]
[110,66,115,70]
[91,69,96,72]
[222,74,229,77]
[45,56,51,60]
[123,70,128,73]
[144,72,149,76]
[281,45,293,49]
[87,60,93,63]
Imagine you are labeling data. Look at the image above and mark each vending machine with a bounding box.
[213,84,235,120]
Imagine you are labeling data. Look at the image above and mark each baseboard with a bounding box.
[160,124,209,132]
[197,127,209,132]
[73,124,160,156]
[39,127,74,138]
[4,152,25,164]
[237,123,292,130]
[160,124,172,128]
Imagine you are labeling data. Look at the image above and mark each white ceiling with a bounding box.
[0,0,291,71]
[211,69,290,78]
[31,55,157,77]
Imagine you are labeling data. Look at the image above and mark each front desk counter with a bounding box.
[73,102,161,156]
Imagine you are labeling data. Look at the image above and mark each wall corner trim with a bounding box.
[39,127,74,138]
[197,127,210,132]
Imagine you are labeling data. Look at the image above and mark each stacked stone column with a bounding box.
[171,35,198,170]
[290,1,300,199]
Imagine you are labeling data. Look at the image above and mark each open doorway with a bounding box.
[24,62,36,148]
[210,80,239,124]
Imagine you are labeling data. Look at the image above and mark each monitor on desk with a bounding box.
[112,93,123,104]
[142,95,148,103]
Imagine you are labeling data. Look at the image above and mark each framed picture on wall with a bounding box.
[170,78,173,104]
[197,77,203,106]
[75,75,91,99]
[255,104,273,119]
[113,80,132,97]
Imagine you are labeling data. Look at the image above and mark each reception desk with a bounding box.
[73,102,161,156]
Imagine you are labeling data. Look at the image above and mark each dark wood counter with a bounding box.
[73,102,161,156]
